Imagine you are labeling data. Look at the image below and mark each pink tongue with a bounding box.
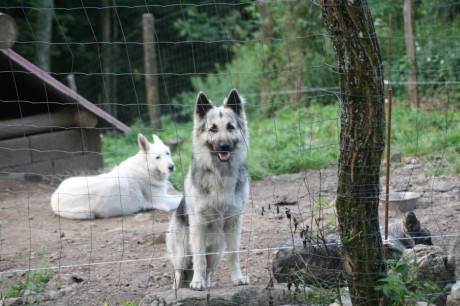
[218,152,230,161]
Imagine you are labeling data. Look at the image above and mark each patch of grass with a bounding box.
[120,301,139,306]
[390,104,460,174]
[101,103,460,190]
[103,301,139,306]
[248,103,339,180]
[102,103,340,190]
[3,269,54,298]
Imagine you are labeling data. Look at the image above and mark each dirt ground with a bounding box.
[0,159,459,305]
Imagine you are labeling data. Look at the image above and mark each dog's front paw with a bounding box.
[190,279,207,291]
[232,275,250,286]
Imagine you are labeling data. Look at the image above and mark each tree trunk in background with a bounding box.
[35,0,53,72]
[101,0,114,116]
[403,0,419,108]
[320,1,386,305]
[258,1,273,106]
[143,13,162,131]
[287,1,304,102]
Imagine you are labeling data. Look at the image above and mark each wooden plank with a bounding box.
[1,49,130,132]
[1,159,53,175]
[54,154,103,174]
[30,130,84,162]
[81,129,101,153]
[2,153,103,175]
[0,137,31,169]
[0,109,97,140]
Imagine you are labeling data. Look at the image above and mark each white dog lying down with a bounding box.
[50,133,181,219]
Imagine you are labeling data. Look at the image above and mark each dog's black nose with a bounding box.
[219,141,231,151]
[168,164,175,171]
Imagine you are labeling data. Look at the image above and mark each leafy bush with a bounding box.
[3,269,54,298]
[376,259,443,305]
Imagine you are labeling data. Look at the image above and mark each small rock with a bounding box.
[133,213,152,222]
[153,232,166,244]
[390,152,402,163]
[46,290,60,300]
[446,281,460,306]
[433,181,457,192]
[272,195,297,206]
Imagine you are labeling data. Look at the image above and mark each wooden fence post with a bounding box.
[142,13,161,130]
[403,0,419,108]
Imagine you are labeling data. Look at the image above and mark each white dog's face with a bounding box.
[138,134,176,178]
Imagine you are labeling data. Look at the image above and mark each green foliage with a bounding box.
[100,119,148,167]
[390,103,460,175]
[371,0,460,97]
[249,103,339,180]
[376,259,442,305]
[119,300,139,306]
[170,42,263,121]
[102,103,340,190]
[308,286,342,305]
[102,102,459,190]
[3,269,54,298]
[173,5,251,42]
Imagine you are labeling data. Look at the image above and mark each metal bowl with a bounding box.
[380,192,420,213]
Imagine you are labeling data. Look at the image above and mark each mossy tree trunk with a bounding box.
[319,1,386,305]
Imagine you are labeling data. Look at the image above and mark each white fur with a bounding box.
[50,133,181,219]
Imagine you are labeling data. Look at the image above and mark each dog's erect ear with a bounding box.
[138,133,150,152]
[152,134,162,144]
[224,88,244,115]
[195,91,214,119]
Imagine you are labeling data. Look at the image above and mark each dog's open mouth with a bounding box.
[218,152,230,162]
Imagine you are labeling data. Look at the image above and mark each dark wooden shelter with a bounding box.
[0,48,130,176]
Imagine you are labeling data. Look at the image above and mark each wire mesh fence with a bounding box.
[0,0,459,305]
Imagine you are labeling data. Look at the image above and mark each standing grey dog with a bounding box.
[166,89,250,290]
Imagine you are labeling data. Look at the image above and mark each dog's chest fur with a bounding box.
[186,159,248,214]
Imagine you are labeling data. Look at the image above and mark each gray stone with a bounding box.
[141,284,308,306]
[390,152,402,163]
[48,273,84,289]
[433,181,458,192]
[403,244,456,286]
[136,275,155,288]
[447,281,460,306]
[403,245,456,305]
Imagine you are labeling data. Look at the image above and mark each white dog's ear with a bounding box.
[138,133,150,152]
[195,91,214,119]
[224,88,244,115]
[152,134,162,144]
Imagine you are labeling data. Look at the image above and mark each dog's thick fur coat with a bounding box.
[166,89,250,290]
[50,134,181,219]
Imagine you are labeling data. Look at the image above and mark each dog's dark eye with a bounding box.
[166,152,170,156]
[209,125,218,133]
[156,156,161,159]
[227,123,235,131]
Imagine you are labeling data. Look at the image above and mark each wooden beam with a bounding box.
[0,109,97,140]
